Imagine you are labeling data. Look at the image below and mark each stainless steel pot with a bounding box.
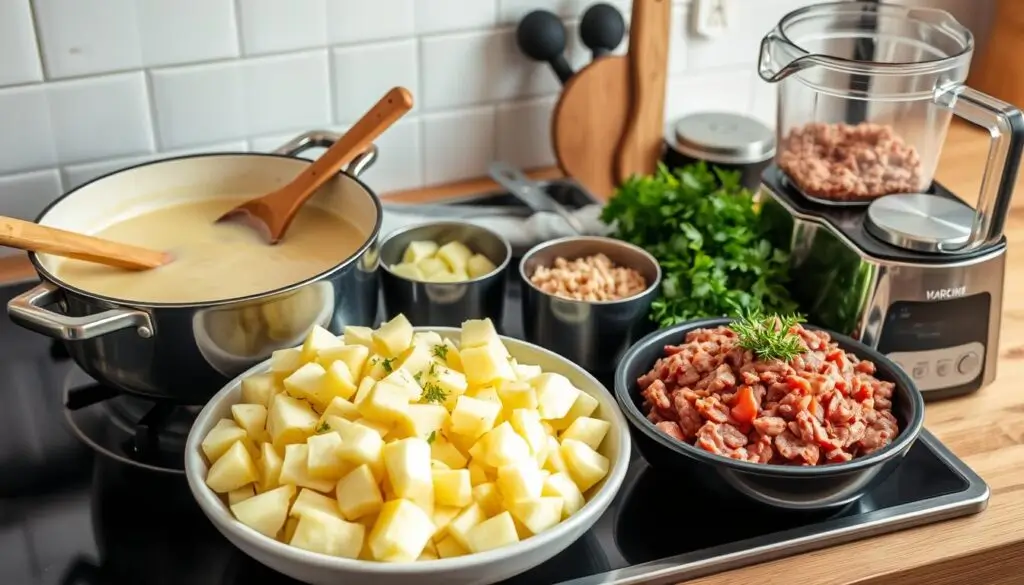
[7,131,382,404]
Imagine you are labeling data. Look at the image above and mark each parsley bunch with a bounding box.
[601,162,797,326]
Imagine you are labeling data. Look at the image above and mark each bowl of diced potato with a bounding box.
[184,314,630,585]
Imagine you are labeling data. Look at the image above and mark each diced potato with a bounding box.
[318,396,359,426]
[561,417,611,451]
[270,348,304,381]
[510,497,563,535]
[549,390,600,431]
[343,325,374,348]
[398,343,433,378]
[510,408,547,456]
[230,484,295,537]
[403,403,449,439]
[323,361,358,401]
[513,363,543,382]
[373,314,414,358]
[206,440,259,493]
[431,438,468,470]
[449,396,502,440]
[228,484,256,506]
[357,380,413,426]
[496,460,544,502]
[283,362,330,409]
[353,377,375,405]
[465,512,519,554]
[532,373,580,420]
[390,262,424,281]
[432,469,472,508]
[300,325,344,362]
[417,257,448,278]
[460,338,516,387]
[368,499,436,562]
[497,381,537,415]
[241,373,278,407]
[542,472,585,518]
[468,385,501,405]
[306,431,349,480]
[317,344,370,379]
[267,393,318,449]
[290,510,365,559]
[382,438,433,513]
[435,534,469,559]
[283,516,300,543]
[471,482,503,517]
[422,363,468,410]
[291,488,341,519]
[542,436,568,474]
[378,368,422,401]
[426,270,464,283]
[447,502,485,550]
[354,417,392,439]
[335,464,384,520]
[412,331,444,349]
[231,404,267,441]
[467,460,492,486]
[460,318,499,349]
[280,443,335,493]
[560,439,610,493]
[332,417,385,479]
[466,253,497,278]
[437,338,462,371]
[201,419,248,463]
[403,240,440,264]
[431,505,461,541]
[436,241,473,273]
[258,442,283,492]
[479,422,531,468]
[418,542,439,560]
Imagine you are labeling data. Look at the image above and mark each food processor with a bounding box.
[757,2,1023,400]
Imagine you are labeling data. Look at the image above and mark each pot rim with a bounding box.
[28,150,384,310]
[614,316,925,477]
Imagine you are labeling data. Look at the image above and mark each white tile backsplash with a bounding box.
[0,1,43,86]
[137,0,239,67]
[0,0,994,209]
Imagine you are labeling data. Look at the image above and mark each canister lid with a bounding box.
[669,112,776,165]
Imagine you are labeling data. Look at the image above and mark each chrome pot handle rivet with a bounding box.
[7,281,154,341]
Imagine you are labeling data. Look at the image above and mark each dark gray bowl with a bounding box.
[614,317,925,512]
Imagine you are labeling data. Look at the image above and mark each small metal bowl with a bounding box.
[614,317,925,512]
[519,236,661,378]
[379,221,511,328]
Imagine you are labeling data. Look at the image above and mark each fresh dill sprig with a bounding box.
[432,344,449,360]
[315,421,331,434]
[729,305,806,362]
[426,430,437,444]
[381,357,395,374]
[420,382,449,404]
[413,371,423,384]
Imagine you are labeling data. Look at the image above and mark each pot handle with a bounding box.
[7,281,154,340]
[270,130,378,177]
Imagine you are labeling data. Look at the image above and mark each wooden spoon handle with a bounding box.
[272,86,414,220]
[0,217,171,270]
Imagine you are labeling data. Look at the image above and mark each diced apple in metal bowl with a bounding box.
[185,315,631,585]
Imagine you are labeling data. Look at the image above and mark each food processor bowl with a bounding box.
[757,1,1020,221]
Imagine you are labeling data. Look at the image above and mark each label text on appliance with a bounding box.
[926,286,967,301]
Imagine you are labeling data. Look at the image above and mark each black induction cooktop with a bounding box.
[0,186,991,585]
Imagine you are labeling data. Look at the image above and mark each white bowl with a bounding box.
[185,326,632,585]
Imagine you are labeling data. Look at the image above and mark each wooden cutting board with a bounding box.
[615,0,672,183]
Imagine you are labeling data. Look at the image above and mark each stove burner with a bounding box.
[63,368,199,474]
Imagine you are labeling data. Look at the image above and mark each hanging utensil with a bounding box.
[0,216,171,270]
[487,161,585,233]
[217,86,414,244]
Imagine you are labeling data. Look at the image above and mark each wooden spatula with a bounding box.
[218,86,414,244]
[0,216,171,270]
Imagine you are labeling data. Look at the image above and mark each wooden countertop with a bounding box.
[4,121,1022,584]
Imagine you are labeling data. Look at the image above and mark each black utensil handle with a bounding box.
[580,2,626,59]
[516,9,574,84]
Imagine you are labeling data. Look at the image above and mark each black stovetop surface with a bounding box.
[0,281,988,585]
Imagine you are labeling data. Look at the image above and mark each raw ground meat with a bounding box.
[638,324,899,466]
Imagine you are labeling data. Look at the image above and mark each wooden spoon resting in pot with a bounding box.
[218,86,414,244]
[0,216,172,270]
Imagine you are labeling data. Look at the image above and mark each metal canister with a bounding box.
[663,112,776,191]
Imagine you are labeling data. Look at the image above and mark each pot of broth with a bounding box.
[7,131,382,404]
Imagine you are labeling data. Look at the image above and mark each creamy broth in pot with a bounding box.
[53,197,366,303]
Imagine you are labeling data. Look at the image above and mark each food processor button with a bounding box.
[957,352,981,376]
[936,359,952,377]
[912,362,929,380]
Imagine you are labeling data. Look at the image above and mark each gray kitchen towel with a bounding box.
[380,204,611,253]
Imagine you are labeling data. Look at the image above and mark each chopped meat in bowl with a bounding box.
[613,317,924,511]
[639,324,899,466]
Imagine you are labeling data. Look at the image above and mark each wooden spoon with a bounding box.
[218,86,414,244]
[0,216,171,270]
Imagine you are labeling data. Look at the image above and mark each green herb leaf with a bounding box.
[426,430,437,444]
[381,357,395,374]
[420,382,448,404]
[413,371,423,384]
[315,421,331,434]
[432,344,449,360]
[601,162,797,326]
[729,305,806,362]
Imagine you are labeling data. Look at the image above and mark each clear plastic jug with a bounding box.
[758,2,1022,245]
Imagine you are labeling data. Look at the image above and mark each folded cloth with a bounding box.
[380,204,611,253]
